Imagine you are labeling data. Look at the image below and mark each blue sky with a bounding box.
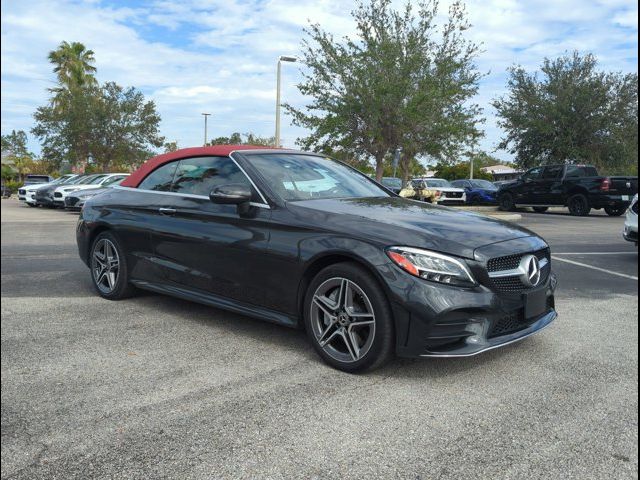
[1,0,637,164]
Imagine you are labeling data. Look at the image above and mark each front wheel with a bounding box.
[604,205,626,217]
[304,263,394,373]
[498,193,516,211]
[90,231,137,300]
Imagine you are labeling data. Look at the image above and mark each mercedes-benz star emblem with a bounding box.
[519,254,541,287]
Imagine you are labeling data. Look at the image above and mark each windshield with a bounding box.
[470,179,497,190]
[248,154,390,201]
[76,174,107,185]
[24,176,50,184]
[425,179,452,188]
[381,177,402,188]
[102,175,127,187]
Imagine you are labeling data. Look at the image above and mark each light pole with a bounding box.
[201,113,211,146]
[275,55,297,147]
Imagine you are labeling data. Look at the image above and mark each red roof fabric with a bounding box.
[120,145,275,188]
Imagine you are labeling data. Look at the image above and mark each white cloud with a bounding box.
[1,0,637,161]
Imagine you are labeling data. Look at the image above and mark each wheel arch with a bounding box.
[296,251,393,329]
[84,223,113,263]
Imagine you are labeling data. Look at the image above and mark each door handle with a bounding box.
[159,208,176,216]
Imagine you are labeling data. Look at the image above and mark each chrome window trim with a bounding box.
[112,185,270,209]
[228,151,270,206]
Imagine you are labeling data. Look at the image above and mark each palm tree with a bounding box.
[48,41,98,91]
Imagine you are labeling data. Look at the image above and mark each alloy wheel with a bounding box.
[92,238,120,294]
[310,277,376,363]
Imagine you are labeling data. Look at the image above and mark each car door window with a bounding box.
[542,166,563,180]
[138,162,179,191]
[523,167,544,181]
[171,156,252,197]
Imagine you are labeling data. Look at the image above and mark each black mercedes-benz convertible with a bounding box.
[77,145,557,372]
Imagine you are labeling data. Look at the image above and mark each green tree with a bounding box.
[1,130,36,181]
[163,141,179,153]
[32,43,164,172]
[286,0,483,181]
[207,132,275,146]
[493,51,638,174]
[33,41,99,168]
[434,161,493,181]
[89,82,164,171]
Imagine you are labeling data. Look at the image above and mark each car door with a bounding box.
[535,165,564,204]
[517,167,544,204]
[150,156,272,307]
[113,160,180,284]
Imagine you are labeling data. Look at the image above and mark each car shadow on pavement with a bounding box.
[129,289,523,379]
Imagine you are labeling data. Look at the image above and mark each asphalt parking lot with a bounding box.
[1,199,637,479]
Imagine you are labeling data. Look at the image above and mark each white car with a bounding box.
[52,173,129,206]
[418,178,467,204]
[18,174,77,206]
[623,194,638,245]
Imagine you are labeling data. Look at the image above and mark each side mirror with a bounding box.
[210,184,252,205]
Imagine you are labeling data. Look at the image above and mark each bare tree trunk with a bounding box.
[375,151,386,181]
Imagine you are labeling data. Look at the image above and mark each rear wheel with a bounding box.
[532,207,549,213]
[498,193,516,211]
[567,194,591,216]
[304,263,394,373]
[604,205,625,217]
[90,231,137,300]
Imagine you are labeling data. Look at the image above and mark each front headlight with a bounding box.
[386,246,477,287]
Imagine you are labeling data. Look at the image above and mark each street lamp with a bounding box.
[201,113,212,146]
[275,55,297,147]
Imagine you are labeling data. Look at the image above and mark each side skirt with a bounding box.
[130,280,300,328]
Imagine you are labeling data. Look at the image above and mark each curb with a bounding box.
[450,206,523,222]
[483,213,523,222]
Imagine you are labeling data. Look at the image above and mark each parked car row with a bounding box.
[380,163,638,215]
[17,173,129,210]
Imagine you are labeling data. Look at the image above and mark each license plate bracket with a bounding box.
[523,288,547,319]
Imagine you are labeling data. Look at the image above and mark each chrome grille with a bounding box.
[487,248,551,293]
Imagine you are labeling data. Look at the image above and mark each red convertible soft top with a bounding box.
[120,145,274,188]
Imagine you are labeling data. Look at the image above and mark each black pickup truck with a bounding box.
[497,164,638,216]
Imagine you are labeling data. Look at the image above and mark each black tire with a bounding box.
[498,192,516,211]
[89,231,137,300]
[567,194,591,216]
[604,205,625,217]
[27,203,37,208]
[532,207,549,213]
[303,262,394,373]
[470,196,482,206]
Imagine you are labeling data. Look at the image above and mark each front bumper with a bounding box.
[381,259,558,358]
[623,225,638,243]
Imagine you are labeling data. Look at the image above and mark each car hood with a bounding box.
[434,187,465,193]
[287,197,536,259]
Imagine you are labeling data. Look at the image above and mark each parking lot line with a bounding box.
[552,256,639,280]
[553,252,637,255]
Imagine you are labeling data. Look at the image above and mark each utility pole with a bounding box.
[275,56,297,147]
[202,113,211,146]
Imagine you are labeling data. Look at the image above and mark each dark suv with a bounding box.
[498,164,638,216]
